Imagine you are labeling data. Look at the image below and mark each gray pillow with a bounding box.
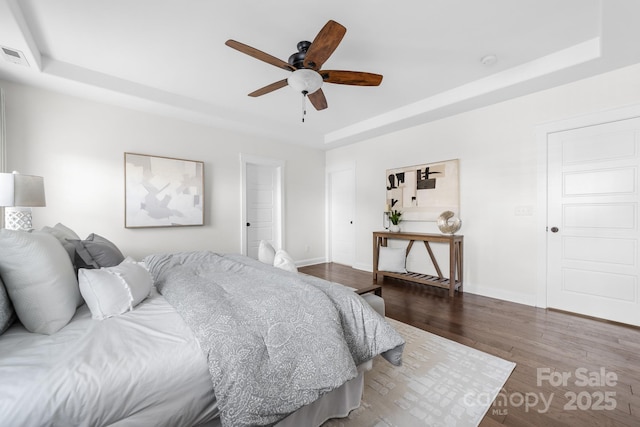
[71,233,125,268]
[0,229,80,335]
[0,276,16,335]
[40,223,85,307]
[40,223,81,265]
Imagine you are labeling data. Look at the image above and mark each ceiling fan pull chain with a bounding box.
[302,90,308,123]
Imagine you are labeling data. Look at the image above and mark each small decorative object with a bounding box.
[437,210,462,234]
[389,209,402,232]
[125,153,204,228]
[383,212,390,230]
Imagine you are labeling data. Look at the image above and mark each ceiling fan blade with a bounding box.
[225,40,294,72]
[303,20,346,70]
[248,79,289,97]
[321,70,383,86]
[308,89,328,110]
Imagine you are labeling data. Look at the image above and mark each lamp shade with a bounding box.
[0,172,46,207]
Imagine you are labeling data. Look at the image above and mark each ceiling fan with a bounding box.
[225,20,383,118]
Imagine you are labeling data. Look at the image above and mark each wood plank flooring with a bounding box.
[299,263,640,427]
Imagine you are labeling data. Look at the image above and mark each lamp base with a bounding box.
[4,207,34,230]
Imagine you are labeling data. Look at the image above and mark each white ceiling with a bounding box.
[1,0,640,149]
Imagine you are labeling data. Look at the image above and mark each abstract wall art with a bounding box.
[386,159,459,221]
[124,152,204,228]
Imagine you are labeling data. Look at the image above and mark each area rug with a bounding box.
[323,318,516,427]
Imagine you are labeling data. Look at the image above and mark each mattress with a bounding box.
[0,289,219,427]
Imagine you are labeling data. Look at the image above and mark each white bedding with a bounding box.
[0,289,219,427]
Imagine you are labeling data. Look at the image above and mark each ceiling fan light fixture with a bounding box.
[287,69,323,95]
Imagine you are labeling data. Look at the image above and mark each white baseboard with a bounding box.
[352,262,371,272]
[295,256,327,268]
[460,284,537,307]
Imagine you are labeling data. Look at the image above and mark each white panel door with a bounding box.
[547,118,640,326]
[329,168,355,266]
[246,163,279,260]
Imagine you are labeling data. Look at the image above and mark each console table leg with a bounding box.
[449,240,456,297]
[372,234,379,283]
[457,240,464,293]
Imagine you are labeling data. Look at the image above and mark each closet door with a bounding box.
[547,118,640,326]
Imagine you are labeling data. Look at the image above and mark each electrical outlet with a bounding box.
[515,206,534,216]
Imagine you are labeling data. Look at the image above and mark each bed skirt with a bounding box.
[197,361,370,427]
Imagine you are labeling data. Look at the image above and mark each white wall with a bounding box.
[1,80,326,263]
[5,61,640,306]
[326,62,640,306]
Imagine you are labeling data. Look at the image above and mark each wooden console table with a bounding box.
[373,231,463,297]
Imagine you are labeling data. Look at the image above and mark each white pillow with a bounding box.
[273,249,298,273]
[378,246,407,273]
[79,259,153,320]
[258,240,276,265]
[0,229,80,334]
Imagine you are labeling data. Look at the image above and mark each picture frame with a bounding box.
[124,152,204,228]
[386,159,459,221]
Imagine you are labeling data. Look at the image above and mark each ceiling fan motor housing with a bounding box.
[288,41,312,69]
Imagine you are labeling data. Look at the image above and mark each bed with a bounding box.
[0,226,404,427]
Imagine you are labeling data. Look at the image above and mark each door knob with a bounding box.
[246,222,251,227]
[550,226,559,233]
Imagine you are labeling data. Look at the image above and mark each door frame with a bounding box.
[240,154,285,257]
[326,161,356,264]
[0,89,6,226]
[535,103,640,308]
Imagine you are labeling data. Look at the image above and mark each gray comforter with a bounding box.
[143,251,404,427]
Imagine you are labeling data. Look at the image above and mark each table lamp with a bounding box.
[0,171,46,230]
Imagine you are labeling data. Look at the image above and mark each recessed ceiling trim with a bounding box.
[325,38,602,145]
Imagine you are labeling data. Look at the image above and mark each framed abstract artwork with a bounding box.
[124,152,204,228]
[386,159,459,221]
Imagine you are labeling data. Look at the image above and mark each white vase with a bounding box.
[389,224,400,232]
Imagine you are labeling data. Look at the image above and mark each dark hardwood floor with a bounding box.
[299,263,640,427]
